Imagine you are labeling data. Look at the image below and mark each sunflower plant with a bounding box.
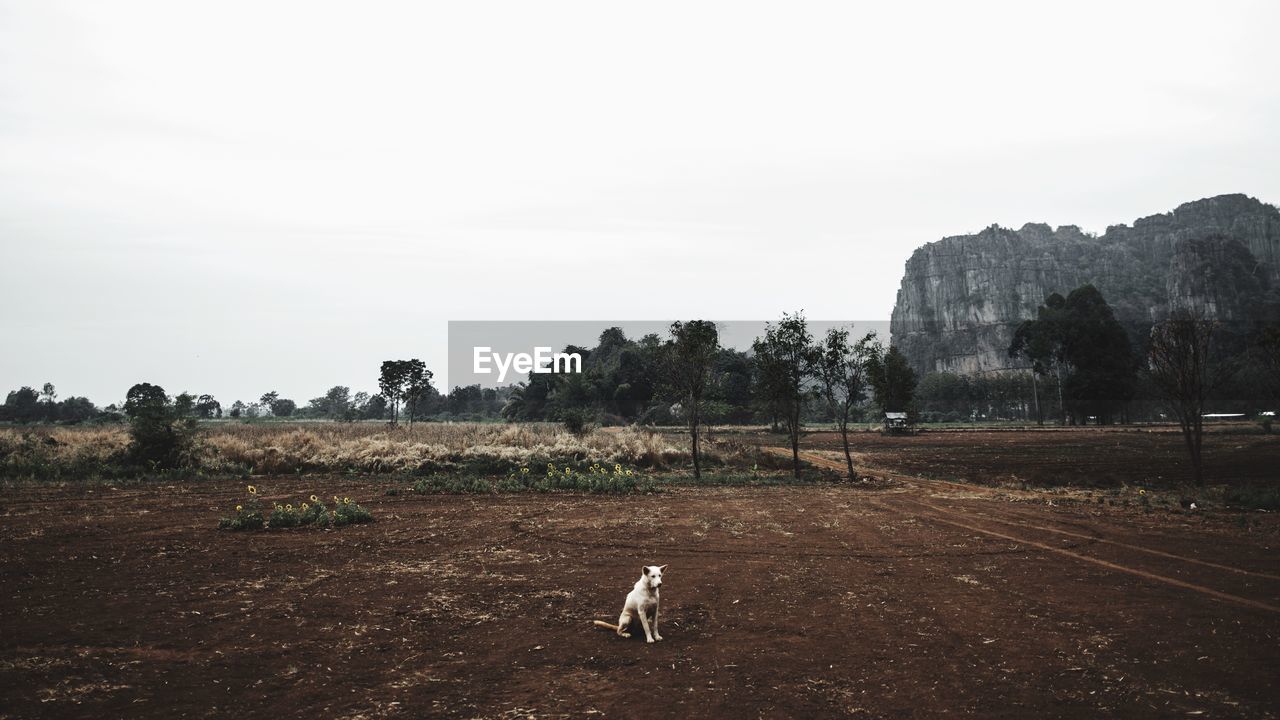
[218,484,265,530]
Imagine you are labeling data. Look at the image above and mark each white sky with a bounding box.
[2,1,1277,405]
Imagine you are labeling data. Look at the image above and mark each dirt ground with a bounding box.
[3,431,1279,718]
[803,426,1280,488]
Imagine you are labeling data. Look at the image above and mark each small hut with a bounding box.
[883,411,914,435]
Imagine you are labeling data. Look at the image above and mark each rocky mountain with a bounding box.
[889,194,1280,375]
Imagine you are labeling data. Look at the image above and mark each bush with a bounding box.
[559,409,592,437]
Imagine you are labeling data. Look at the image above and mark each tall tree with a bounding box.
[752,312,815,478]
[259,391,280,416]
[124,382,198,468]
[194,394,222,419]
[660,320,720,479]
[379,359,430,426]
[2,386,42,422]
[1010,285,1137,424]
[814,328,877,479]
[866,345,918,414]
[1148,308,1234,486]
[403,360,433,427]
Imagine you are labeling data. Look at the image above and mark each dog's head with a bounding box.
[642,564,668,590]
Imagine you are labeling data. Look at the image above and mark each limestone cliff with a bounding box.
[889,194,1280,375]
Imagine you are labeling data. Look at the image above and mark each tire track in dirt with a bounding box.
[783,447,1280,614]
[946,502,1280,581]
[902,497,1280,614]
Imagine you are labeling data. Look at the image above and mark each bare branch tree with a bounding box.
[1148,308,1232,486]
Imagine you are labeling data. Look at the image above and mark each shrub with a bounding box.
[559,409,592,437]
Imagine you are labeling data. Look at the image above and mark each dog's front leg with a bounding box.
[652,604,663,642]
[636,605,655,643]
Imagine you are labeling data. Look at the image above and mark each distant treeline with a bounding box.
[0,382,518,425]
[4,288,1277,431]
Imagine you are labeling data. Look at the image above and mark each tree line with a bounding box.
[5,291,1275,484]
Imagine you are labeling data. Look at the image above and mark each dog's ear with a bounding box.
[642,566,650,576]
[658,564,668,572]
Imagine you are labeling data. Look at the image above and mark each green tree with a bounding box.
[659,320,720,479]
[1010,285,1137,424]
[753,312,815,478]
[916,372,973,421]
[57,396,97,423]
[866,345,918,414]
[308,386,351,420]
[124,383,198,468]
[269,398,297,417]
[380,359,431,426]
[259,391,280,415]
[194,394,222,419]
[2,387,41,422]
[814,328,877,478]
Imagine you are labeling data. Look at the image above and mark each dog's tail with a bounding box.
[592,620,621,631]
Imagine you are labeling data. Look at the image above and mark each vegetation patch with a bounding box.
[218,485,373,530]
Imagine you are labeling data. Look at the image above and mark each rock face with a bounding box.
[889,194,1280,375]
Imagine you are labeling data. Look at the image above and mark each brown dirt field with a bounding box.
[3,433,1279,718]
[801,426,1280,488]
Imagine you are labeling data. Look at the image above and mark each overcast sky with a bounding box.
[1,1,1277,405]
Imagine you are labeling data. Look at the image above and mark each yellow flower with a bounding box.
[301,503,309,511]
[275,504,283,511]
[235,505,243,512]
[626,469,634,476]
[520,467,529,474]
[247,485,257,495]
[615,464,622,473]
[285,504,293,511]
[334,496,340,504]
[564,467,572,475]
[310,495,318,503]
[343,497,351,505]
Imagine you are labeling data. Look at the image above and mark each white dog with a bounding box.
[592,565,667,643]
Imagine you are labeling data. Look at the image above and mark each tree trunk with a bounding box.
[1030,371,1041,426]
[691,410,701,480]
[790,407,801,479]
[839,414,855,480]
[1191,415,1204,486]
